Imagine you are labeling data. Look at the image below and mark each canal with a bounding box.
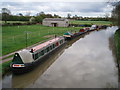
[2,26,118,88]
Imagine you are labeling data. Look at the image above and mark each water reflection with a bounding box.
[108,35,118,65]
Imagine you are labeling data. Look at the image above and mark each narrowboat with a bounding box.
[10,36,66,74]
[63,31,73,40]
[101,25,108,29]
[63,25,101,40]
[90,24,97,31]
[63,28,88,40]
[84,27,90,32]
[89,24,108,30]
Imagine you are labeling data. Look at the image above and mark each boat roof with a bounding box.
[31,37,62,52]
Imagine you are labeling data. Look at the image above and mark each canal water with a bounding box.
[2,26,118,88]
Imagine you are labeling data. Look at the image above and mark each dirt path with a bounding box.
[0,57,13,64]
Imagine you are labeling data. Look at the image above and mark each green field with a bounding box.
[69,20,112,25]
[2,25,82,55]
[2,20,112,55]
[0,21,27,24]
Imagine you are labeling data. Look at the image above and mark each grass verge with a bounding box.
[114,29,120,68]
[0,60,12,76]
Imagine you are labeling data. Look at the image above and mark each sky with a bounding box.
[1,0,115,17]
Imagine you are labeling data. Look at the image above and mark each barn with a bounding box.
[42,18,69,27]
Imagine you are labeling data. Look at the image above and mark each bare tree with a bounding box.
[1,8,11,23]
[109,0,120,28]
[18,13,23,16]
[67,13,71,19]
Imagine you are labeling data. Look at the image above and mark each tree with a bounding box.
[1,8,11,14]
[53,14,61,18]
[2,8,11,23]
[104,13,110,21]
[29,17,36,23]
[67,13,71,19]
[72,15,78,20]
[45,14,53,18]
[35,15,43,23]
[111,1,120,28]
[18,13,23,16]
[35,12,47,23]
[36,11,45,16]
[40,11,45,15]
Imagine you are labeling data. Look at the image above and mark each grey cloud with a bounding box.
[45,2,106,13]
[1,2,109,16]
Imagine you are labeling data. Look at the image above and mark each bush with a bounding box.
[114,29,120,68]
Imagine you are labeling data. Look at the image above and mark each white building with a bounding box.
[42,18,69,27]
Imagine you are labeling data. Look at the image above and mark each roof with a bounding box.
[43,18,67,21]
[18,49,34,63]
[31,37,62,52]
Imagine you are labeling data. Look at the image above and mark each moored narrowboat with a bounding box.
[90,24,97,31]
[10,36,66,74]
[63,32,74,40]
[63,28,87,40]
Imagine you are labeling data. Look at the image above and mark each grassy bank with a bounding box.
[69,21,112,25]
[114,29,120,68]
[0,60,12,76]
[2,25,82,55]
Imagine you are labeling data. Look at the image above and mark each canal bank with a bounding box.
[2,26,119,88]
[114,28,120,87]
[114,28,120,69]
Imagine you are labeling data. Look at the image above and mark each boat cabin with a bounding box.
[79,29,85,32]
[30,37,65,61]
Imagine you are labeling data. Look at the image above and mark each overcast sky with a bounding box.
[1,0,114,17]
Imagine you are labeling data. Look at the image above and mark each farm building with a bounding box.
[42,18,69,27]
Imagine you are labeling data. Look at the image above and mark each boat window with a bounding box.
[38,51,42,57]
[35,53,39,60]
[44,49,47,53]
[33,54,35,59]
[50,46,52,50]
[41,50,44,55]
[53,44,55,48]
[60,40,63,44]
[59,41,61,44]
[56,42,59,46]
[46,47,50,52]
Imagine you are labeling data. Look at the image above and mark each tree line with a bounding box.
[1,8,61,24]
[67,13,110,21]
[111,1,120,28]
[1,8,111,25]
